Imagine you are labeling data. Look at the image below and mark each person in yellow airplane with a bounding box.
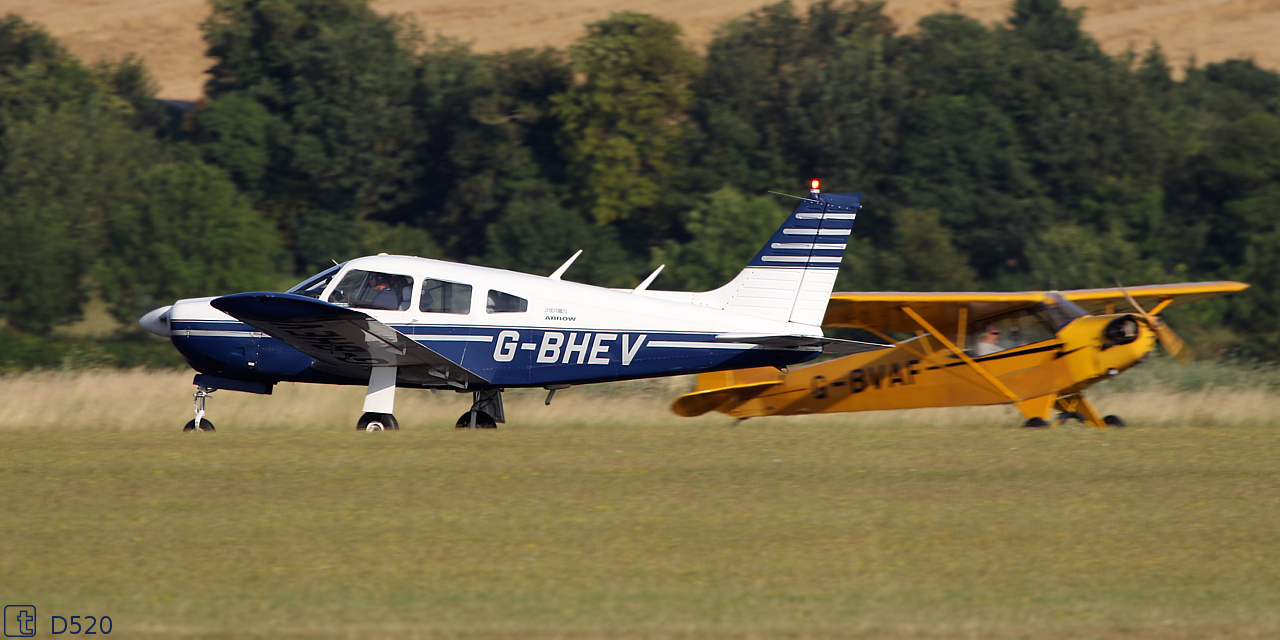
[975,324,1002,356]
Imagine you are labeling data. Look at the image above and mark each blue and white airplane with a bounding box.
[140,182,878,431]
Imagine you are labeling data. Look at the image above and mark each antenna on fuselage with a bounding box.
[633,264,665,292]
[549,250,582,280]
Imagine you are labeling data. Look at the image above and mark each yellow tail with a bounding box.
[671,367,782,417]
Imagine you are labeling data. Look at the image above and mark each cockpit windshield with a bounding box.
[1041,293,1089,332]
[328,269,415,311]
[287,265,342,299]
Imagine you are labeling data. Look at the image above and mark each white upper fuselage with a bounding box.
[328,254,822,336]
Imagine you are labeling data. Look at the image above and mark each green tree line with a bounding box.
[2,0,1279,361]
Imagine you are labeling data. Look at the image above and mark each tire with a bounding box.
[183,419,215,432]
[1022,417,1050,429]
[357,412,399,432]
[456,410,497,429]
[1103,415,1126,428]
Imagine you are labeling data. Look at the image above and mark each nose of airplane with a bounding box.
[140,305,173,337]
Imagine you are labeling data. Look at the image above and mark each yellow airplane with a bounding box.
[672,282,1248,428]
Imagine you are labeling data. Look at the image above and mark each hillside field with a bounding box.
[8,0,1280,99]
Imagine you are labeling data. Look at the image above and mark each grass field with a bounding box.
[2,368,1279,638]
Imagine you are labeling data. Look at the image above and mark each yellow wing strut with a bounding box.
[899,305,1021,403]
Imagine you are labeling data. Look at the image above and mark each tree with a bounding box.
[553,12,701,227]
[652,187,790,291]
[1229,230,1280,359]
[96,161,286,323]
[0,16,290,334]
[93,55,168,134]
[0,14,101,136]
[687,1,905,198]
[407,43,572,260]
[198,0,423,268]
[1006,0,1100,59]
[190,93,273,201]
[877,209,978,291]
[484,197,634,288]
[1026,224,1167,290]
[0,107,152,333]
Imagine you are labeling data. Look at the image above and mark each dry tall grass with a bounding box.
[0,369,716,431]
[2,366,1278,431]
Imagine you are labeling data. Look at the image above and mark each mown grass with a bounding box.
[1,367,1279,639]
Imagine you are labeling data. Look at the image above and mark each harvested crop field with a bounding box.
[9,0,1280,99]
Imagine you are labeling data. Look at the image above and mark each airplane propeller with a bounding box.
[1117,283,1192,363]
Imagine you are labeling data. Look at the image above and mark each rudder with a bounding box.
[696,187,861,325]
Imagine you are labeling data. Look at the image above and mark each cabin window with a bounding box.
[969,309,1056,356]
[486,290,528,314]
[327,270,414,311]
[420,279,472,314]
[287,265,342,299]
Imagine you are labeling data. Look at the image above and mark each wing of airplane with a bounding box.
[823,281,1249,335]
[1056,281,1250,316]
[211,292,489,388]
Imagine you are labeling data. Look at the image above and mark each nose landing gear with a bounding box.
[183,386,216,432]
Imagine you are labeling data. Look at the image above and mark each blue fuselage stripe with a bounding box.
[168,322,819,388]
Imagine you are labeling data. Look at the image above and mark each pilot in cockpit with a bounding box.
[975,324,1003,356]
[369,274,410,311]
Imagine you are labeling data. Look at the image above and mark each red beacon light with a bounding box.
[810,178,821,194]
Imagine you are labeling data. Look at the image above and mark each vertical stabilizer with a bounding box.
[693,189,861,325]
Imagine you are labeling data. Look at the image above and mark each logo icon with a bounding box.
[3,606,36,637]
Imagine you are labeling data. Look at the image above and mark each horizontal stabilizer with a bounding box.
[211,292,488,387]
[671,379,782,417]
[715,333,889,355]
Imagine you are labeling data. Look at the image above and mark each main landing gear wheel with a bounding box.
[1022,417,1050,429]
[1103,415,1127,428]
[183,419,215,432]
[456,410,497,429]
[357,412,399,432]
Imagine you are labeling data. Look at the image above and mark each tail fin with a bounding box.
[693,188,861,325]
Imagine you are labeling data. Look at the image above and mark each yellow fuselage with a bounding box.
[706,315,1156,418]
